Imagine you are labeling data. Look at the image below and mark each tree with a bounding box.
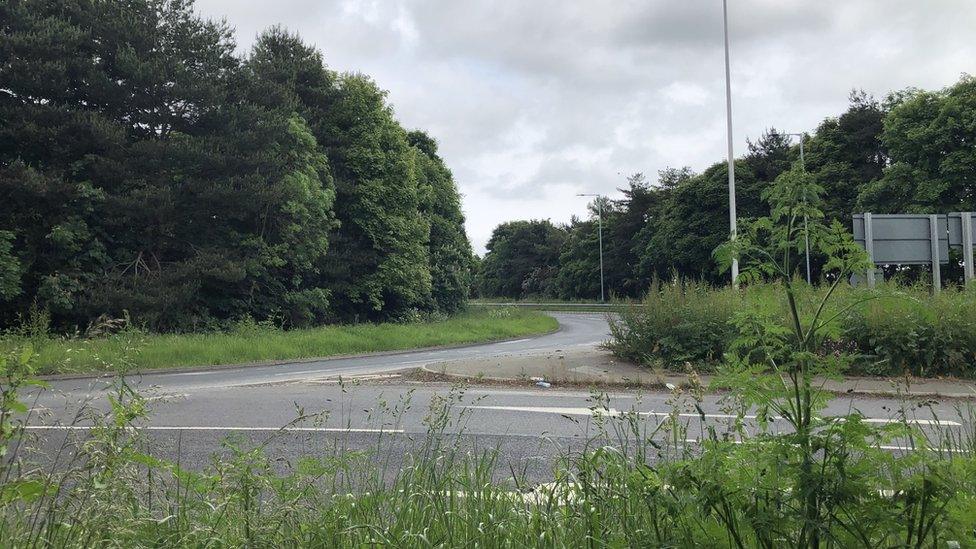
[605,174,659,297]
[555,216,602,299]
[745,129,793,184]
[859,76,976,213]
[409,131,474,313]
[804,90,887,222]
[0,0,338,329]
[318,74,431,319]
[248,30,434,320]
[0,232,22,302]
[645,160,762,283]
[479,220,566,298]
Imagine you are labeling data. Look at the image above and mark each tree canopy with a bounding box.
[0,0,473,330]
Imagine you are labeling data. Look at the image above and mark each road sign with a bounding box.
[852,213,960,292]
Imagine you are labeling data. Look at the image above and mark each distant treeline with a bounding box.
[476,77,976,299]
[0,0,474,331]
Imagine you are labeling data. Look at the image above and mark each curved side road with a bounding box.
[40,313,611,396]
[21,312,973,481]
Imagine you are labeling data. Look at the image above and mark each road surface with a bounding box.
[21,313,974,482]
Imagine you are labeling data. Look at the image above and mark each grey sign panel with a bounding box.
[947,212,975,247]
[852,214,949,265]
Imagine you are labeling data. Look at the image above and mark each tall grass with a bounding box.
[844,284,976,377]
[606,279,742,366]
[0,308,558,375]
[608,280,976,378]
[1,367,974,547]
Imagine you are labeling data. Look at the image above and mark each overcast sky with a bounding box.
[195,0,975,254]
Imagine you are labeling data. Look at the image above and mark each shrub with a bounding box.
[843,284,976,377]
[610,281,976,378]
[607,279,740,367]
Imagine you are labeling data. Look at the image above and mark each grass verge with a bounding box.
[470,300,631,313]
[4,308,558,375]
[607,280,976,378]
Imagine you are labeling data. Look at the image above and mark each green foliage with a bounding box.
[410,130,475,314]
[0,231,22,301]
[844,285,976,377]
[860,76,976,213]
[806,90,887,224]
[609,282,976,378]
[607,280,740,367]
[0,3,471,331]
[0,308,557,375]
[555,216,603,299]
[479,220,566,298]
[710,153,947,547]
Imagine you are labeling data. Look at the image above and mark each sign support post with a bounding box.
[963,212,974,284]
[929,214,941,293]
[863,212,875,289]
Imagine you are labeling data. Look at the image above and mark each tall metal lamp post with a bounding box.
[773,131,811,283]
[722,0,739,287]
[576,193,605,302]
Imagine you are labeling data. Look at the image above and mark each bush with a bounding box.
[609,281,976,378]
[843,284,976,377]
[607,279,740,368]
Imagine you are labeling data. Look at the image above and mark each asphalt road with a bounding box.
[21,313,975,482]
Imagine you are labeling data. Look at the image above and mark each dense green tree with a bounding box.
[634,167,694,282]
[555,216,602,299]
[409,131,474,313]
[744,129,793,184]
[605,175,659,297]
[318,74,431,319]
[806,91,888,222]
[0,231,22,302]
[0,0,339,329]
[555,175,663,300]
[480,220,566,298]
[248,29,436,320]
[859,76,976,213]
[643,155,775,283]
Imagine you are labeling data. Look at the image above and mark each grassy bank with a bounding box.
[607,280,976,378]
[3,308,558,375]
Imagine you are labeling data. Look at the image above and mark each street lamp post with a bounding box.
[722,0,739,288]
[774,132,811,283]
[576,193,605,302]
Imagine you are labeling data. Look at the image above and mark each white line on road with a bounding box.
[25,425,404,434]
[497,338,532,345]
[464,405,962,427]
[680,438,967,454]
[144,393,190,402]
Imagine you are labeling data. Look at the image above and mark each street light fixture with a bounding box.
[772,131,811,284]
[576,193,605,302]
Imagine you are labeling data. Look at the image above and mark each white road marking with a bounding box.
[498,338,532,345]
[464,405,962,427]
[467,405,621,416]
[861,418,961,426]
[144,393,190,402]
[680,438,967,454]
[25,425,404,434]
